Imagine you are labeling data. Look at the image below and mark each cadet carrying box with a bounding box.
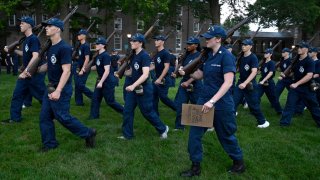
[181,104,214,127]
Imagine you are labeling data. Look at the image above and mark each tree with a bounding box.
[248,0,320,36]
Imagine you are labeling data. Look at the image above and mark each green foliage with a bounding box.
[223,15,250,37]
[248,0,320,33]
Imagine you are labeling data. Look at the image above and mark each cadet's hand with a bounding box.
[178,67,185,76]
[154,78,162,85]
[49,90,61,101]
[290,83,298,89]
[126,85,135,92]
[18,71,27,79]
[4,46,8,53]
[78,70,84,76]
[280,72,286,78]
[181,81,190,88]
[97,82,103,88]
[171,72,177,78]
[259,81,265,85]
[239,83,246,89]
[202,102,213,113]
[278,76,283,80]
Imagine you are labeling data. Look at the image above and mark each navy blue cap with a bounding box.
[200,25,227,39]
[296,41,309,49]
[95,37,107,45]
[309,47,319,53]
[112,48,117,51]
[153,35,166,41]
[18,16,35,27]
[225,44,233,49]
[78,29,88,35]
[186,36,200,44]
[131,33,145,43]
[264,48,273,54]
[282,48,291,53]
[242,39,253,46]
[42,18,64,31]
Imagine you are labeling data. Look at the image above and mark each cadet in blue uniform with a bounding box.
[275,48,292,100]
[309,47,320,103]
[233,39,270,128]
[174,36,203,130]
[257,48,283,114]
[119,33,169,139]
[180,25,245,177]
[111,48,120,86]
[151,35,176,115]
[2,16,45,124]
[73,29,93,106]
[5,53,13,74]
[280,41,320,127]
[89,37,124,119]
[167,49,176,87]
[39,18,96,151]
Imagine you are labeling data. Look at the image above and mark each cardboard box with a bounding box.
[181,104,214,128]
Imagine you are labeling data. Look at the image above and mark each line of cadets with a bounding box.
[2,16,320,177]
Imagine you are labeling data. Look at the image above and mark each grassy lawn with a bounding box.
[0,72,319,179]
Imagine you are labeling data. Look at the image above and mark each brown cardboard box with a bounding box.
[181,104,214,128]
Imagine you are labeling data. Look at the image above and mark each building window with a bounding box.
[114,18,122,30]
[8,14,16,26]
[114,34,122,51]
[176,21,182,31]
[42,14,48,21]
[176,34,182,51]
[193,22,200,33]
[137,20,144,31]
[177,6,183,16]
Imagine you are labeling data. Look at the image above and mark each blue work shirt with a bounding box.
[313,59,320,83]
[153,49,170,79]
[77,43,90,69]
[22,34,40,67]
[47,40,72,85]
[130,49,151,83]
[200,46,236,111]
[182,51,201,81]
[239,53,259,82]
[260,60,275,81]
[95,51,116,84]
[279,58,292,72]
[292,56,314,86]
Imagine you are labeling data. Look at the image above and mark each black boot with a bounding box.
[180,162,201,177]
[228,160,245,174]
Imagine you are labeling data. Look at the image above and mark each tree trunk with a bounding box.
[208,0,220,25]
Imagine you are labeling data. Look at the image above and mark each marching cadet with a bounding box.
[73,29,93,106]
[174,36,203,130]
[110,49,120,87]
[151,35,176,115]
[119,33,169,140]
[280,41,320,127]
[257,48,283,114]
[167,49,176,87]
[233,39,270,128]
[2,16,45,124]
[275,48,292,100]
[89,37,124,119]
[308,47,320,103]
[276,48,304,115]
[180,25,245,177]
[39,18,96,151]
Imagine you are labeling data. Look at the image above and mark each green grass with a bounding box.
[0,72,320,179]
